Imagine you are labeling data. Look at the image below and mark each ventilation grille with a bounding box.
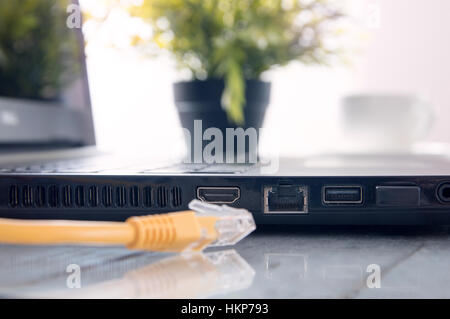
[9,185,19,207]
[102,186,113,207]
[130,186,140,207]
[22,185,33,207]
[88,186,99,207]
[75,186,85,207]
[6,184,183,210]
[62,185,73,207]
[116,186,127,207]
[35,186,46,207]
[144,186,152,207]
[48,185,59,207]
[156,186,168,208]
[171,186,182,207]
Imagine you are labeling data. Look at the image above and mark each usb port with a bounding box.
[323,186,362,204]
[197,187,240,204]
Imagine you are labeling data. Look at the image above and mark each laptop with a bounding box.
[2,1,450,225]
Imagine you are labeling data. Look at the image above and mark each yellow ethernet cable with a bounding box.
[0,200,256,252]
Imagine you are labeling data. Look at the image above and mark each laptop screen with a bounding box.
[0,0,95,149]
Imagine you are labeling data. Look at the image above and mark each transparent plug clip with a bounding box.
[188,199,256,249]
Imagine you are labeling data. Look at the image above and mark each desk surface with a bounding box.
[1,225,450,298]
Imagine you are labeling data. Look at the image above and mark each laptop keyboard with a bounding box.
[0,157,258,174]
[0,157,128,173]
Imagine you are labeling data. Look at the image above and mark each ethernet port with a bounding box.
[264,185,308,214]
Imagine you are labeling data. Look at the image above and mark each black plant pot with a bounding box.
[173,79,271,163]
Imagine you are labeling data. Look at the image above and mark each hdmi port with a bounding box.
[197,187,240,204]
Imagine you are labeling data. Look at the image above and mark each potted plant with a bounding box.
[0,0,80,101]
[125,0,345,161]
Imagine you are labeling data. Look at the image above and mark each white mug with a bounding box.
[340,94,434,152]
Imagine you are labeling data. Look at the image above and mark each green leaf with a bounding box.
[222,57,245,125]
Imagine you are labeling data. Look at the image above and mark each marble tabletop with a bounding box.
[1,225,450,299]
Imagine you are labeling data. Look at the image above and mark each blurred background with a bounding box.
[79,0,450,158]
[3,0,450,159]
